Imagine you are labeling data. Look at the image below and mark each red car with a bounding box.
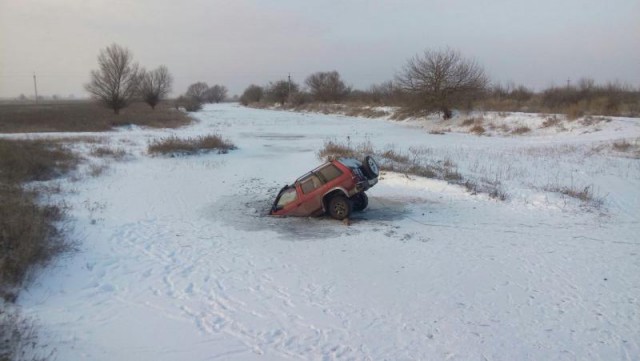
[270,156,380,220]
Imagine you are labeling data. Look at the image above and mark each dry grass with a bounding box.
[0,138,82,360]
[317,141,358,159]
[90,146,128,160]
[317,140,507,200]
[317,140,373,161]
[346,107,389,118]
[0,101,193,133]
[380,148,410,163]
[565,104,584,120]
[287,102,390,119]
[463,117,485,135]
[610,138,640,158]
[0,139,79,301]
[0,185,70,300]
[486,123,511,133]
[148,134,236,156]
[581,115,611,126]
[589,138,640,159]
[469,124,485,135]
[461,116,484,127]
[612,139,632,152]
[87,164,109,177]
[480,83,640,117]
[1,306,52,361]
[544,184,604,208]
[540,115,561,128]
[461,118,475,127]
[511,126,531,135]
[0,139,80,184]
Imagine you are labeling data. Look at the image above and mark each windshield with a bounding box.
[276,186,297,209]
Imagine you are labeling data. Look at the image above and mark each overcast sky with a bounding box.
[1,0,639,98]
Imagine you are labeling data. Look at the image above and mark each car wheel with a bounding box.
[362,155,380,179]
[352,193,368,212]
[328,195,352,220]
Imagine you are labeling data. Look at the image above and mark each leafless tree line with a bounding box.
[86,44,231,114]
[239,48,489,119]
[481,79,640,117]
[87,44,638,118]
[240,71,349,106]
[175,82,228,111]
[184,82,228,103]
[238,47,639,119]
[86,44,173,114]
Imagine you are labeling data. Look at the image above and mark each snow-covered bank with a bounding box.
[260,102,640,139]
[17,104,640,360]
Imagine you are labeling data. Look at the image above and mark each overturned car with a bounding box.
[270,156,379,220]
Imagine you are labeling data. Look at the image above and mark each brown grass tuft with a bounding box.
[90,146,128,160]
[612,139,631,152]
[540,116,561,128]
[461,118,475,126]
[148,134,236,156]
[317,140,358,160]
[469,124,485,135]
[608,138,640,158]
[461,116,484,127]
[428,130,446,135]
[511,126,531,135]
[544,184,603,208]
[380,149,410,163]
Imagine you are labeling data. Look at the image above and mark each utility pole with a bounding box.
[33,72,39,103]
[287,73,291,103]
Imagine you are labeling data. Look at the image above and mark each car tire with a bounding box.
[362,155,380,179]
[328,195,352,220]
[352,193,368,212]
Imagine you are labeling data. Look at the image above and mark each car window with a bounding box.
[317,164,343,183]
[300,174,323,194]
[276,187,297,208]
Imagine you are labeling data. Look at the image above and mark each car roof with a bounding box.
[292,158,361,184]
[336,157,361,169]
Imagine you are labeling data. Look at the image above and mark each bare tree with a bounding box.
[368,81,399,104]
[139,66,173,109]
[239,84,264,105]
[204,84,228,103]
[266,80,298,105]
[305,71,350,102]
[396,48,488,119]
[185,82,209,102]
[175,95,203,112]
[85,44,140,114]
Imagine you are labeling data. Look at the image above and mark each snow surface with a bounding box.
[13,104,640,360]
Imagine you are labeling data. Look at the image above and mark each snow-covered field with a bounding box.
[16,104,640,360]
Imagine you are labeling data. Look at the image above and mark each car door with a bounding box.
[274,182,318,217]
[296,173,325,215]
[273,185,303,215]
